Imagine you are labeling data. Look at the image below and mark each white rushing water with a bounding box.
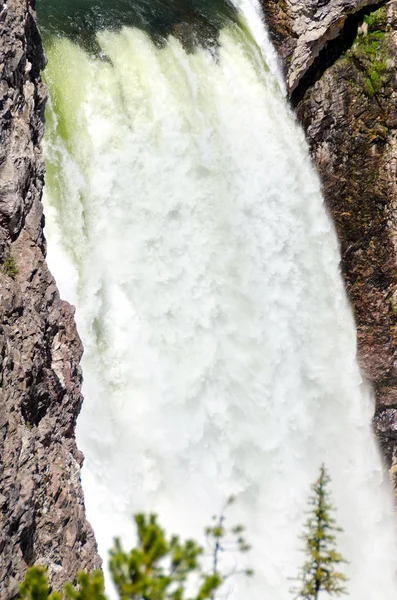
[42,1,397,597]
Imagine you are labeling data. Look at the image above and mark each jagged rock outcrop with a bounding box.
[264,0,397,486]
[2,0,396,593]
[0,0,100,596]
[263,0,385,92]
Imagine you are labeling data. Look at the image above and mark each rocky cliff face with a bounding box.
[0,1,100,596]
[263,0,397,487]
[263,0,386,92]
[1,0,396,593]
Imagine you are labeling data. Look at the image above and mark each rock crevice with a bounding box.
[264,0,397,486]
[2,0,397,594]
[263,0,385,92]
[0,1,100,596]
[290,1,388,106]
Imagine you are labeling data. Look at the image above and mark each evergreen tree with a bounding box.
[110,505,252,600]
[18,508,251,600]
[17,566,105,600]
[63,571,107,600]
[18,566,61,600]
[204,496,253,600]
[109,512,217,600]
[291,465,348,600]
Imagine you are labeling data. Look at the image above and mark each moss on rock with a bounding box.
[293,1,397,472]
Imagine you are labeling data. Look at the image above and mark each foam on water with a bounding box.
[42,6,397,598]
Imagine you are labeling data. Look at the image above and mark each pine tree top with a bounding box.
[291,464,348,600]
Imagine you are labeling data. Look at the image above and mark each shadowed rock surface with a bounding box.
[264,0,397,489]
[0,0,100,596]
[1,0,397,594]
[263,0,385,92]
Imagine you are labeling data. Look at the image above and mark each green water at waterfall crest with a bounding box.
[38,1,397,598]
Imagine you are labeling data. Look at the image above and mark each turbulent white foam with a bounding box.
[43,9,397,600]
[234,0,285,91]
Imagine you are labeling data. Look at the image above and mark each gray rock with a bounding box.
[0,1,100,596]
[261,0,384,92]
[265,0,397,491]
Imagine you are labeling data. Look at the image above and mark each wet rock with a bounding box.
[261,0,385,93]
[0,1,100,596]
[265,0,397,485]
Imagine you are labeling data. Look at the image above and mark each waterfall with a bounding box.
[40,0,397,597]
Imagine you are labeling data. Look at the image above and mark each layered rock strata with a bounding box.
[264,0,397,485]
[0,0,100,596]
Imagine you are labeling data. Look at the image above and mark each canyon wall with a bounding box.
[263,0,397,485]
[1,0,397,595]
[0,0,100,596]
